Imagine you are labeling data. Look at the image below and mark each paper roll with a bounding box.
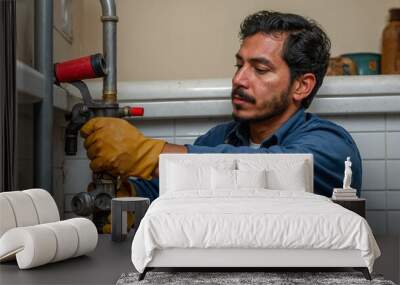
[0,195,17,238]
[23,189,60,223]
[0,226,57,269]
[1,192,39,227]
[65,218,98,257]
[42,221,79,262]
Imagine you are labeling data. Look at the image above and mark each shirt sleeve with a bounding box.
[128,178,159,202]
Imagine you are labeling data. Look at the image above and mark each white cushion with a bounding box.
[160,154,313,194]
[0,196,16,238]
[65,218,98,257]
[211,169,267,192]
[23,189,60,224]
[238,159,308,191]
[166,159,236,193]
[266,161,307,191]
[42,221,79,262]
[0,189,60,238]
[0,225,58,269]
[167,163,211,191]
[0,191,39,227]
[0,190,97,269]
[0,218,97,269]
[237,169,267,189]
[211,168,236,190]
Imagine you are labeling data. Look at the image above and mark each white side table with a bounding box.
[111,197,150,242]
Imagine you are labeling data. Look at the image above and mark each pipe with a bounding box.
[34,0,53,193]
[99,0,118,104]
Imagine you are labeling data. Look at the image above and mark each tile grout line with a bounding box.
[384,114,389,235]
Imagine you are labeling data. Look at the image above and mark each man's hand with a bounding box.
[80,117,166,179]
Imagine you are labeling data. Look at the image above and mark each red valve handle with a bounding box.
[129,107,144,116]
[54,54,106,83]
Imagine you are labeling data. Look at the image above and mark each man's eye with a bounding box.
[255,68,268,74]
[234,64,242,70]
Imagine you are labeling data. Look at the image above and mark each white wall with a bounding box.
[79,0,400,81]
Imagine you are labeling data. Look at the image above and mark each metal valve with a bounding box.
[63,80,143,232]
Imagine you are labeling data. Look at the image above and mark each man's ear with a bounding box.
[292,73,316,105]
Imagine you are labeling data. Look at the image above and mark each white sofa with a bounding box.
[0,189,97,269]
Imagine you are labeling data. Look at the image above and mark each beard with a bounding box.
[231,86,291,124]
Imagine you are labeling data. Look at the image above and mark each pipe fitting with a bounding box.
[101,15,119,22]
[99,0,117,103]
[102,91,117,103]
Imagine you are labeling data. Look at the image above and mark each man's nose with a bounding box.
[232,66,249,88]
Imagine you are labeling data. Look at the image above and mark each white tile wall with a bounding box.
[132,119,174,137]
[388,212,400,235]
[63,159,92,195]
[155,137,175,144]
[387,161,400,190]
[174,136,197,145]
[175,117,230,136]
[362,160,386,190]
[351,132,386,160]
[387,132,400,159]
[366,211,387,235]
[324,114,385,132]
[75,136,88,159]
[387,114,400,131]
[361,191,386,210]
[387,192,400,210]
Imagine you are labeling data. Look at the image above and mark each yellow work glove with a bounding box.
[102,180,136,234]
[80,117,166,179]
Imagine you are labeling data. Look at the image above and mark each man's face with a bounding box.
[231,32,293,123]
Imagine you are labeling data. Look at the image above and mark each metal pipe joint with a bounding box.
[99,0,118,104]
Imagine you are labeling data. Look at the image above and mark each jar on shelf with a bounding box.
[381,8,400,74]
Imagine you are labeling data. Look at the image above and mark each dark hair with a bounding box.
[239,10,331,108]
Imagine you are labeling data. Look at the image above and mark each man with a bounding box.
[81,10,362,201]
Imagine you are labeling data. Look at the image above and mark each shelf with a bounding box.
[16,60,400,118]
[86,75,400,119]
[16,60,75,111]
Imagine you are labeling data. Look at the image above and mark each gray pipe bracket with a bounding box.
[101,16,119,22]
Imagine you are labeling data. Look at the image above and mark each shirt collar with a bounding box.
[225,108,306,147]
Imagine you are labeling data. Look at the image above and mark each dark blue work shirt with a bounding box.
[131,108,362,201]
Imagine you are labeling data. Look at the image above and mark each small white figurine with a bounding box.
[332,157,357,198]
[342,157,353,190]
